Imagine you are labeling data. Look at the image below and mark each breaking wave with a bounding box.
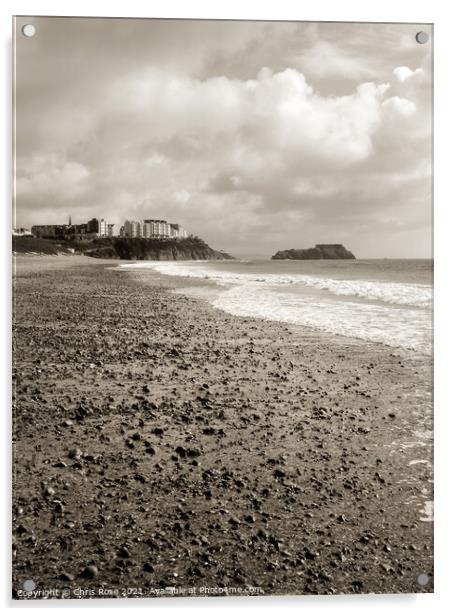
[119,261,432,354]
[121,262,432,308]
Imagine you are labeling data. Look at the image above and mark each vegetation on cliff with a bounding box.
[13,235,234,261]
[13,237,75,255]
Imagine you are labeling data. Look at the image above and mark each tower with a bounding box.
[68,215,72,226]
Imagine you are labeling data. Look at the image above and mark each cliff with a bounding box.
[13,236,234,261]
[271,244,355,260]
[88,237,234,260]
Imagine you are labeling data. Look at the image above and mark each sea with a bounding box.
[120,259,433,355]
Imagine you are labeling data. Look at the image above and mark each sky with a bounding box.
[14,17,432,258]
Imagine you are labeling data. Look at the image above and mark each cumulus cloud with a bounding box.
[14,18,432,257]
[110,68,392,170]
[393,66,424,82]
[382,96,417,117]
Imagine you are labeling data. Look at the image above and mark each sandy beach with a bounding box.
[12,256,433,597]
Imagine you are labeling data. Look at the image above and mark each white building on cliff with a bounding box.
[120,219,188,239]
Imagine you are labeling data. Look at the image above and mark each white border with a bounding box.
[2,1,451,615]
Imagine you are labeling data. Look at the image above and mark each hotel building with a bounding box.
[120,219,188,239]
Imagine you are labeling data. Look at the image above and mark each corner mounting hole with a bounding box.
[22,579,36,591]
[22,24,36,38]
[415,31,429,44]
[416,573,429,586]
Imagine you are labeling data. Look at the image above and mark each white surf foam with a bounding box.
[120,261,432,308]
[211,283,432,354]
[119,261,432,353]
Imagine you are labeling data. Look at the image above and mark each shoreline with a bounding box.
[118,259,432,360]
[12,256,433,596]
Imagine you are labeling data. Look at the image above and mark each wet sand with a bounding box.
[12,256,433,598]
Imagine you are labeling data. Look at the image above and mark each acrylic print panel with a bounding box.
[12,16,433,599]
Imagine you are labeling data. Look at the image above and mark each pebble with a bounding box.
[118,546,130,558]
[80,565,98,579]
[12,260,433,597]
[186,447,201,458]
[68,447,82,460]
[53,500,64,513]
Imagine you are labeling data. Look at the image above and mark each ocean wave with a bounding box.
[211,285,432,355]
[119,261,432,353]
[299,276,432,307]
[120,262,432,308]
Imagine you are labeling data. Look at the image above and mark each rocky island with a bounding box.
[271,244,355,260]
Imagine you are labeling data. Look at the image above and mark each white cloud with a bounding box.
[111,68,392,171]
[17,156,90,201]
[17,66,423,236]
[382,96,417,117]
[293,40,371,80]
[393,66,424,83]
[15,19,432,256]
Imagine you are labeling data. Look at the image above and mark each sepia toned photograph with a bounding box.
[12,16,433,599]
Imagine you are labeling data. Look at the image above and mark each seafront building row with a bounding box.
[22,217,188,240]
[120,219,188,239]
[29,218,113,240]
